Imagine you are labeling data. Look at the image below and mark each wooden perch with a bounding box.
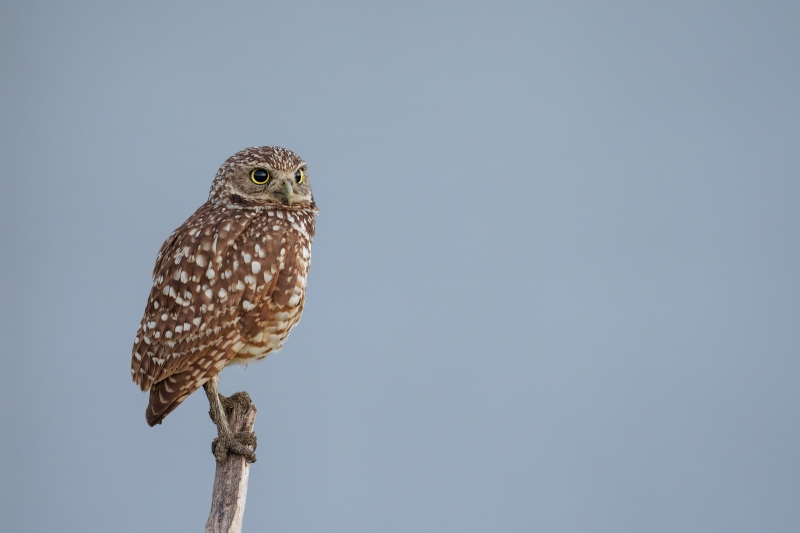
[206,397,258,533]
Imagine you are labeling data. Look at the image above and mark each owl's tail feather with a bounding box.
[144,341,239,426]
[146,371,209,426]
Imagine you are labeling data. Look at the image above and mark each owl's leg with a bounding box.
[203,377,257,463]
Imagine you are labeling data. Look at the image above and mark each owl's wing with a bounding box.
[131,203,263,392]
[144,322,244,426]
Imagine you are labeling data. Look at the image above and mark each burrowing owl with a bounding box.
[131,146,317,462]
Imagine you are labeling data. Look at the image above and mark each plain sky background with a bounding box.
[2,1,799,531]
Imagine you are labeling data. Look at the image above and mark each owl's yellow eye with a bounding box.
[295,168,306,184]
[250,168,270,184]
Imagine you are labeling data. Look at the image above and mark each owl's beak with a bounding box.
[282,181,294,206]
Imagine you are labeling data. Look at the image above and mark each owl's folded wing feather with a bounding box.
[131,203,263,391]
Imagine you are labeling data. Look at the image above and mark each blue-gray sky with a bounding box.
[2,1,799,531]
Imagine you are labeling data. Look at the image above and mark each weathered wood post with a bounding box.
[206,397,258,533]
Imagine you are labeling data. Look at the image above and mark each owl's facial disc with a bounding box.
[209,146,316,210]
[231,165,312,208]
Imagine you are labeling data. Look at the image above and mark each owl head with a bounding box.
[208,146,316,210]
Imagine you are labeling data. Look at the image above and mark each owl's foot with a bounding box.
[220,391,253,411]
[203,380,258,463]
[211,430,257,463]
[207,391,253,422]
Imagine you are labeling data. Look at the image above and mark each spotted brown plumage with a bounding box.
[131,146,317,459]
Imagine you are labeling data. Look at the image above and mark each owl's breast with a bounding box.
[230,209,314,365]
[232,301,306,363]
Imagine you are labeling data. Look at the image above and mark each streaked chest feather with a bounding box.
[231,209,314,363]
[233,275,309,363]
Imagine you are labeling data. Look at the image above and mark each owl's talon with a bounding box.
[212,431,257,463]
[235,430,257,450]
